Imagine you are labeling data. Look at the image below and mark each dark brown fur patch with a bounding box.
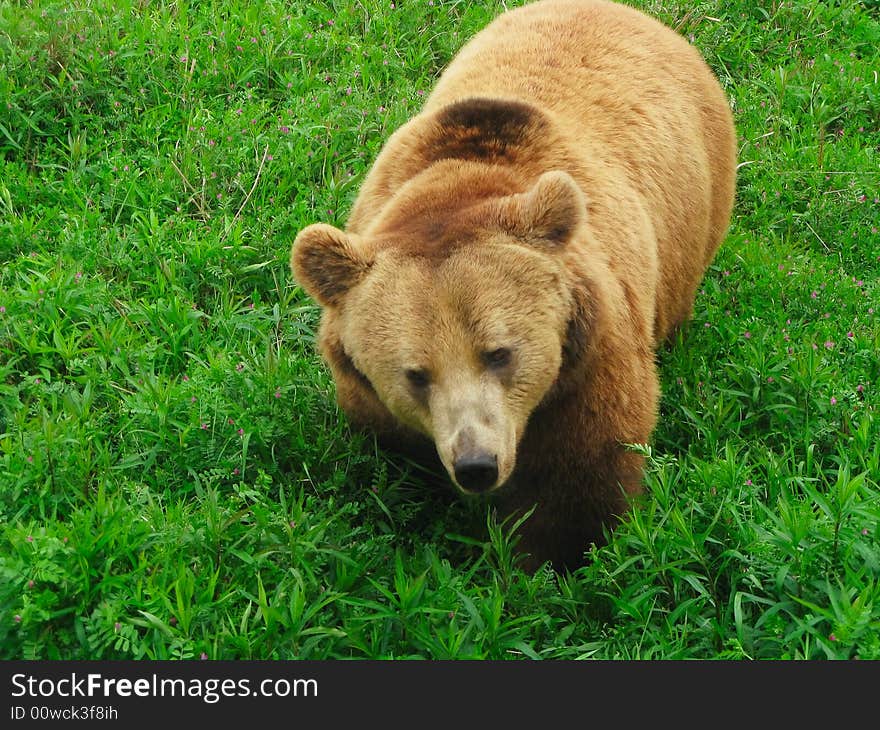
[561,280,595,372]
[327,337,376,394]
[428,98,545,164]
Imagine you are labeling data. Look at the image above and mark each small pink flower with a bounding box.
[847,331,854,338]
[27,580,34,589]
[274,390,281,399]
[862,529,869,536]
[745,479,753,486]
[830,396,837,405]
[200,652,208,660]
[743,331,751,339]
[811,291,818,299]
[857,384,865,393]
[829,633,837,642]
[201,423,208,430]
[237,428,244,436]
[114,622,121,631]
[13,615,21,623]
[233,468,240,476]
[26,536,33,543]
[825,341,834,349]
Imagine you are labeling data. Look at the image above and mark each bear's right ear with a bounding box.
[291,224,372,307]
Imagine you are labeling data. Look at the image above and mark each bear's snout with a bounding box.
[453,452,499,494]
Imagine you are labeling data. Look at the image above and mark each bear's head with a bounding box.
[292,169,593,495]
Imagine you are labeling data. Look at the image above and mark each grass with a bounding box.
[0,0,878,660]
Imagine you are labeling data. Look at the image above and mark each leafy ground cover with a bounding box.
[1,0,878,659]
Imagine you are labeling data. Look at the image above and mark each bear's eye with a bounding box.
[483,347,512,369]
[405,368,431,389]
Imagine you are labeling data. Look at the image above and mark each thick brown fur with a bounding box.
[291,0,737,571]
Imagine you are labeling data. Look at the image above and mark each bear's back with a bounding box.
[424,0,736,339]
[426,0,725,149]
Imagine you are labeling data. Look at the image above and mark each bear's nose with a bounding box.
[453,453,498,493]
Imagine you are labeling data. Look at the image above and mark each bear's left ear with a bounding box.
[493,170,586,247]
[291,223,372,308]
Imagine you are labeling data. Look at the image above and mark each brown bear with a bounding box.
[291,0,736,570]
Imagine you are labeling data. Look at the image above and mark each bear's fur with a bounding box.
[291,0,737,570]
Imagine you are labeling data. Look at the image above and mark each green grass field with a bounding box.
[1,0,878,660]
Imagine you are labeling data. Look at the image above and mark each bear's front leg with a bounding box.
[498,439,646,571]
[496,349,658,572]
